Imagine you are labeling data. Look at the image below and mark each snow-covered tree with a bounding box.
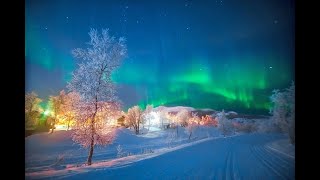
[67,28,127,165]
[72,101,119,152]
[125,106,143,134]
[270,82,295,144]
[256,118,279,133]
[48,90,66,133]
[186,112,200,140]
[158,110,170,129]
[59,92,80,130]
[174,109,190,136]
[192,112,202,126]
[176,109,190,127]
[142,104,153,130]
[217,110,233,136]
[25,92,42,129]
[201,115,218,127]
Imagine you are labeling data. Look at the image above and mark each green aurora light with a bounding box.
[112,54,293,114]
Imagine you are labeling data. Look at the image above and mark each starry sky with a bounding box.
[25,0,295,115]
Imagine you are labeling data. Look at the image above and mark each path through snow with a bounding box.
[26,133,295,179]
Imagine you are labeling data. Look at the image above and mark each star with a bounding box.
[66,16,69,19]
[125,6,129,9]
[269,66,273,69]
[186,27,190,30]
[45,27,48,30]
[136,20,139,24]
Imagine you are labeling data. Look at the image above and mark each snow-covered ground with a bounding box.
[25,126,295,179]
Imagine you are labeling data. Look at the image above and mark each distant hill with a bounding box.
[153,106,270,119]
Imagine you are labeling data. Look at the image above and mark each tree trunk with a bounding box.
[87,113,96,165]
[87,134,94,165]
[161,119,163,130]
[87,96,97,166]
[188,130,192,140]
[137,119,140,134]
[67,120,70,131]
[50,117,56,134]
[176,126,178,136]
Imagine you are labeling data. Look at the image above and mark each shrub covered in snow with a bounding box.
[234,123,255,133]
[186,113,200,140]
[201,115,218,127]
[25,92,43,129]
[255,119,281,133]
[125,106,143,134]
[166,129,177,148]
[217,110,234,136]
[270,82,295,144]
[176,109,190,127]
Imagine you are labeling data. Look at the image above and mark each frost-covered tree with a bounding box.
[125,106,143,134]
[25,92,42,129]
[72,101,119,150]
[142,104,153,130]
[176,109,190,127]
[159,110,171,129]
[48,90,66,133]
[192,113,202,126]
[67,28,127,165]
[217,110,233,136]
[186,112,200,140]
[270,82,295,144]
[60,92,81,130]
[175,109,190,136]
[201,115,218,127]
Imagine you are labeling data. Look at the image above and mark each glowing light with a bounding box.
[54,124,69,131]
[149,111,160,126]
[44,110,50,116]
[107,54,292,114]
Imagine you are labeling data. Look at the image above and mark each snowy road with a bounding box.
[57,133,295,180]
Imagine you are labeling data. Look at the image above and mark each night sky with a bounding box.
[25,0,295,114]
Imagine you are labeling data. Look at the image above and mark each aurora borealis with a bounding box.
[26,0,295,114]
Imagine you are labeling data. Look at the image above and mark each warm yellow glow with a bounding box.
[54,124,69,131]
[106,117,118,126]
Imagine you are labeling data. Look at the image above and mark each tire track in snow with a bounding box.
[224,148,232,180]
[222,140,230,180]
[27,133,295,179]
[227,138,242,180]
[261,146,295,178]
[263,145,294,169]
[266,145,295,159]
[231,151,242,180]
[250,145,288,179]
[255,146,287,170]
